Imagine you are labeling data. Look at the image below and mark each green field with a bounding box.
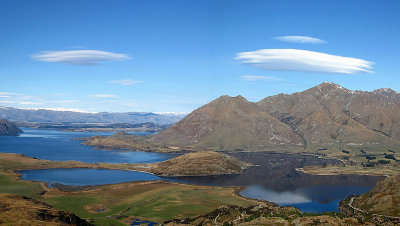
[43,181,259,224]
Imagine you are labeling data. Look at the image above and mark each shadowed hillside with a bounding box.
[0,119,22,136]
[0,193,91,225]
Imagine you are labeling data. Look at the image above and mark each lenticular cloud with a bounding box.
[235,49,373,74]
[31,50,131,65]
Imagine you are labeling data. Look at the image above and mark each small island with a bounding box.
[150,151,252,176]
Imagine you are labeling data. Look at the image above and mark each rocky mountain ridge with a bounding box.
[153,82,400,151]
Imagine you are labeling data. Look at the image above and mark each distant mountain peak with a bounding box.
[318,81,347,90]
[213,95,249,104]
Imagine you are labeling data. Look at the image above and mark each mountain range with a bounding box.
[153,82,400,151]
[0,107,185,125]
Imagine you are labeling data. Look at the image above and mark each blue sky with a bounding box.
[1,0,400,113]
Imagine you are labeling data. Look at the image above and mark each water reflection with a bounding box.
[168,152,381,212]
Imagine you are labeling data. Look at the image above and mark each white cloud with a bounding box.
[0,92,18,96]
[274,36,326,44]
[235,49,373,74]
[31,50,131,65]
[90,94,118,99]
[109,79,144,86]
[18,101,44,105]
[241,75,282,81]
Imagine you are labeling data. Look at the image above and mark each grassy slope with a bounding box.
[43,181,259,224]
[0,172,43,197]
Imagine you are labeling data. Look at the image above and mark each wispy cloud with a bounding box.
[27,107,93,113]
[31,50,131,65]
[0,92,18,96]
[89,94,118,99]
[109,79,144,86]
[241,75,282,81]
[274,36,326,44]
[18,101,44,105]
[235,49,373,74]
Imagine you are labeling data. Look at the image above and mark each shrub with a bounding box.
[365,156,376,160]
[384,154,396,160]
[377,160,390,165]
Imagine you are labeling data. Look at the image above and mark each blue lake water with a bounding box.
[0,128,176,163]
[2,128,381,212]
[240,184,374,212]
[19,168,161,187]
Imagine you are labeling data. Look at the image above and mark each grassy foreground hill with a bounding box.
[354,175,400,217]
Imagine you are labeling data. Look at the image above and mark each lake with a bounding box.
[3,128,380,212]
[19,168,161,187]
[0,128,177,163]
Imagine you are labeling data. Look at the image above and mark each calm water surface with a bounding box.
[20,168,161,187]
[4,129,381,212]
[0,128,176,163]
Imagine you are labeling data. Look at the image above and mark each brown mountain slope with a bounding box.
[150,151,252,176]
[353,175,400,217]
[152,95,304,151]
[257,82,395,148]
[0,193,91,225]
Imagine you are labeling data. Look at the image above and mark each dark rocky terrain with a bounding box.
[0,193,92,225]
[0,119,22,136]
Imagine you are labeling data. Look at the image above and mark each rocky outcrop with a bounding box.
[150,151,252,176]
[0,119,22,136]
[0,193,92,225]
